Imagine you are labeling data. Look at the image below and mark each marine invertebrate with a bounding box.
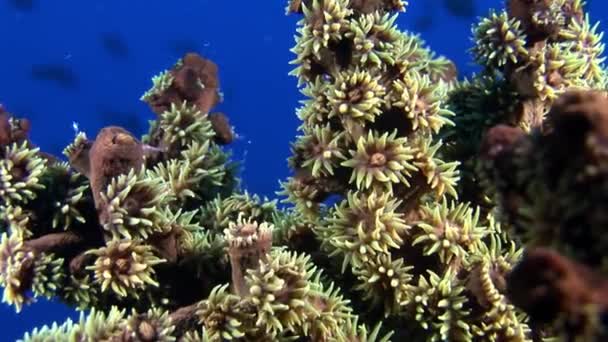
[86,239,165,298]
[97,169,170,240]
[0,141,46,204]
[4,1,608,341]
[480,90,608,339]
[444,0,608,212]
[342,130,417,192]
[282,1,538,340]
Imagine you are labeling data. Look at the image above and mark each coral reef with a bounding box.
[481,90,608,340]
[1,0,608,341]
[443,0,608,209]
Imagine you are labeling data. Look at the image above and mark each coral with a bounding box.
[444,0,607,211]
[86,239,165,298]
[281,0,538,340]
[480,89,608,339]
[3,1,608,341]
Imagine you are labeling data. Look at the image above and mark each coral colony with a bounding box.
[1,0,607,341]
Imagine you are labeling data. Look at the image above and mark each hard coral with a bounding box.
[282,0,538,340]
[444,0,607,211]
[3,1,608,342]
[481,90,608,339]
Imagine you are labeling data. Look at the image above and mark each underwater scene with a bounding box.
[1,0,608,341]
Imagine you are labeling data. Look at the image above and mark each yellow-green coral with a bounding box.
[412,200,485,266]
[327,190,408,269]
[157,101,215,150]
[98,169,171,240]
[341,130,417,191]
[472,11,528,69]
[0,142,46,204]
[389,73,455,133]
[245,249,318,335]
[86,239,165,298]
[195,284,252,341]
[140,70,175,103]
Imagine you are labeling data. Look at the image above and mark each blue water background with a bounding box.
[0,1,605,340]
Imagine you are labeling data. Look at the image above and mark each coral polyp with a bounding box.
[327,190,407,268]
[98,169,170,240]
[341,130,416,191]
[0,142,46,204]
[329,69,387,125]
[86,239,165,298]
[472,11,528,69]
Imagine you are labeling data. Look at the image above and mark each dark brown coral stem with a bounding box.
[507,247,608,339]
[24,231,85,255]
[168,302,199,333]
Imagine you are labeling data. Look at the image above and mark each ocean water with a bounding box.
[0,0,606,340]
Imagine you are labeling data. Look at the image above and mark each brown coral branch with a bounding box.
[24,231,85,255]
[88,126,145,209]
[145,53,221,116]
[507,247,608,338]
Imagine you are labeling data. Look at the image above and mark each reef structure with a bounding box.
[0,0,607,341]
[443,0,608,209]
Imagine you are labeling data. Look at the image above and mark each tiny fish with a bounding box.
[29,63,79,89]
[100,32,130,59]
[9,0,36,12]
[442,0,476,19]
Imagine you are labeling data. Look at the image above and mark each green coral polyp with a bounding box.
[411,136,460,198]
[0,232,35,311]
[0,142,46,204]
[200,191,278,233]
[50,163,89,231]
[411,269,472,342]
[300,0,351,55]
[2,204,33,238]
[159,101,215,150]
[62,131,89,160]
[305,276,353,340]
[293,124,346,177]
[140,70,175,102]
[196,284,250,341]
[246,249,319,335]
[342,130,417,191]
[124,307,176,342]
[62,274,99,310]
[352,253,413,315]
[86,239,165,298]
[30,252,65,300]
[390,73,454,133]
[339,316,394,342]
[98,169,170,240]
[412,200,484,265]
[472,11,528,68]
[329,68,387,124]
[328,190,408,269]
[152,141,227,201]
[278,176,323,218]
[348,12,400,66]
[297,78,331,126]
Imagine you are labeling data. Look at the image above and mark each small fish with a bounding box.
[29,64,79,89]
[442,0,476,19]
[9,0,36,12]
[99,32,129,59]
[413,14,434,32]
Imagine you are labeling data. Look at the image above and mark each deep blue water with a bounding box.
[0,1,605,340]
